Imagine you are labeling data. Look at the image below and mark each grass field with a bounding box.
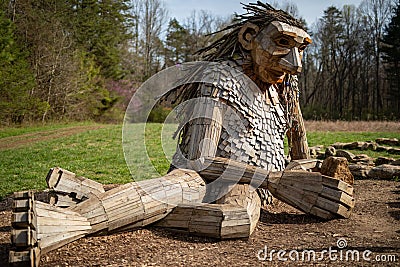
[0,122,399,200]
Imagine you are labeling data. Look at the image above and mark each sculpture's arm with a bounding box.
[196,156,355,220]
[186,98,223,161]
[282,75,309,160]
[286,98,310,160]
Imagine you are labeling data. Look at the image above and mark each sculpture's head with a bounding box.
[198,2,312,84]
[238,21,311,84]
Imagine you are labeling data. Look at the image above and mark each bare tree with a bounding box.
[131,0,168,79]
[359,0,394,116]
[182,10,230,60]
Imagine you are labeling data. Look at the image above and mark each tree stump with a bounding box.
[321,157,354,186]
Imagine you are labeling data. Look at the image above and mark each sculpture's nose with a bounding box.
[278,47,302,74]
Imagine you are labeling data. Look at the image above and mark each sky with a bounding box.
[166,0,364,27]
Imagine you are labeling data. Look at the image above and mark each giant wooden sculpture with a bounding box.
[9,2,355,266]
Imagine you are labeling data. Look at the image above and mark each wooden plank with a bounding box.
[9,247,40,267]
[39,231,88,253]
[309,206,335,220]
[13,191,35,200]
[54,194,80,208]
[36,209,89,222]
[37,225,91,235]
[279,175,324,194]
[315,196,352,218]
[40,231,87,254]
[320,186,355,209]
[220,224,251,239]
[9,250,31,264]
[273,184,314,213]
[11,227,37,247]
[13,199,35,212]
[322,175,354,195]
[36,201,82,217]
[12,211,37,229]
[220,218,250,227]
[36,217,90,227]
[38,229,87,240]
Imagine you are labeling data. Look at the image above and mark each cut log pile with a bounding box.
[309,137,400,180]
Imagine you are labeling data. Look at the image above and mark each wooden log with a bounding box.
[367,164,400,180]
[286,85,310,160]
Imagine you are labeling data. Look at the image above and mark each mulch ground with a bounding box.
[0,180,399,266]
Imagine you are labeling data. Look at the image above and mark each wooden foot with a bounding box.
[156,203,253,239]
[157,183,261,239]
[215,183,261,235]
[46,167,105,207]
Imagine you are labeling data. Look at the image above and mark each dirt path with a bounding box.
[0,125,105,151]
[0,180,398,266]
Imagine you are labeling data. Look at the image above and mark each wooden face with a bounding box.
[250,21,312,84]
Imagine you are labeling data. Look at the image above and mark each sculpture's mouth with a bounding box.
[264,68,285,84]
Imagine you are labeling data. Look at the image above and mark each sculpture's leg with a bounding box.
[156,183,261,239]
[10,169,206,266]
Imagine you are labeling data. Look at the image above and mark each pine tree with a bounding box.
[381,1,400,115]
[0,10,46,124]
[66,0,133,79]
[164,18,191,67]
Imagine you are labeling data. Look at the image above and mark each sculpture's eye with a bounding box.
[277,38,290,46]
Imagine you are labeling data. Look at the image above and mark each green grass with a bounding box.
[0,122,398,200]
